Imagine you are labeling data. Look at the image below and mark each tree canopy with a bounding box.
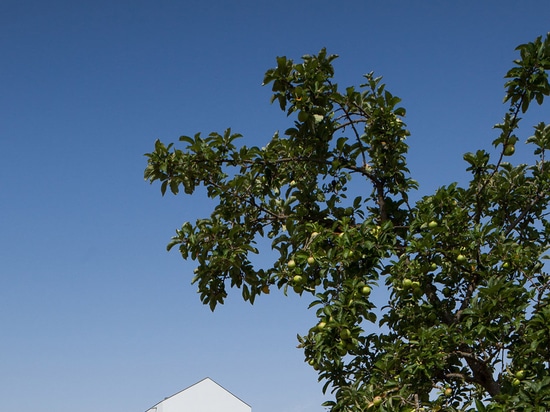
[145,34,550,411]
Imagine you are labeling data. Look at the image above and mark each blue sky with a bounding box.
[1,1,548,411]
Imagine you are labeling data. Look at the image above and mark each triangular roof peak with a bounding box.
[145,377,251,412]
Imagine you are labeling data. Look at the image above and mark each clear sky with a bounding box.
[1,1,548,411]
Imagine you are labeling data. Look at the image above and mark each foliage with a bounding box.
[145,34,550,411]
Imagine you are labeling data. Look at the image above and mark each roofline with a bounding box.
[144,377,252,411]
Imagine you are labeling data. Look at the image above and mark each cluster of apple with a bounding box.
[367,387,453,411]
[304,287,372,369]
[287,255,317,294]
[511,369,526,387]
[330,325,358,356]
[310,318,360,358]
[401,277,421,296]
[424,220,469,264]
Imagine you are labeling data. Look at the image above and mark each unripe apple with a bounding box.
[372,396,382,406]
[515,370,525,379]
[292,275,303,285]
[337,341,348,356]
[317,321,326,330]
[457,254,467,263]
[503,144,515,156]
[298,111,309,122]
[287,259,296,269]
[512,378,521,386]
[340,328,352,340]
[360,285,372,296]
[402,278,413,288]
[428,220,438,229]
[430,262,437,271]
[307,256,315,265]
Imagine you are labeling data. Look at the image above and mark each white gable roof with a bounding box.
[145,378,251,412]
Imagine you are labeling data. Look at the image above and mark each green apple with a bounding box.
[340,328,352,340]
[428,220,438,229]
[512,378,521,386]
[317,321,327,330]
[292,275,303,285]
[307,256,315,265]
[515,370,525,379]
[430,262,438,271]
[372,396,382,406]
[287,259,296,269]
[503,144,515,156]
[298,111,309,122]
[457,254,467,263]
[308,359,319,370]
[402,278,413,288]
[360,285,372,296]
[337,341,348,355]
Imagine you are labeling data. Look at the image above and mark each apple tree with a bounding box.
[144,34,550,411]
